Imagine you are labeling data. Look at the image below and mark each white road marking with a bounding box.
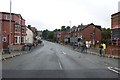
[58,59,62,70]
[114,67,120,71]
[62,51,66,55]
[107,67,120,74]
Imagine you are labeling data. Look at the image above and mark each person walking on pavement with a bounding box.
[81,42,85,53]
[102,42,106,56]
[99,43,103,56]
[28,44,32,51]
[84,42,87,53]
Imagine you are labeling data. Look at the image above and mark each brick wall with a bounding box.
[105,45,120,57]
[11,45,23,51]
[2,20,14,48]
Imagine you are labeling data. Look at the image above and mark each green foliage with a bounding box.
[47,32,54,40]
[53,29,61,32]
[61,26,66,31]
[101,28,111,44]
[42,29,56,42]
[42,29,49,39]
[66,26,70,30]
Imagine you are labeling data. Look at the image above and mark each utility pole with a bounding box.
[93,26,95,47]
[0,21,2,51]
[9,0,12,52]
[69,21,71,28]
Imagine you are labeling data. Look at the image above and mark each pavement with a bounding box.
[2,51,22,60]
[64,44,120,59]
[1,43,44,61]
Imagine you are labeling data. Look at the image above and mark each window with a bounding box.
[14,36,20,44]
[112,29,120,39]
[15,25,21,33]
[3,37,7,42]
[22,27,26,34]
[4,15,12,20]
[14,37,17,44]
[21,36,24,43]
[19,37,21,43]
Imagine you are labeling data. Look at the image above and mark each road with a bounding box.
[2,40,119,78]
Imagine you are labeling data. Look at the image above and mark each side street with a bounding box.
[2,43,44,60]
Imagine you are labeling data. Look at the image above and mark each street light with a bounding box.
[69,21,71,28]
[9,0,12,52]
[93,26,95,46]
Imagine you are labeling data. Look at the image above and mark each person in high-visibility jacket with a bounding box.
[102,43,106,49]
[99,44,103,56]
[102,43,106,56]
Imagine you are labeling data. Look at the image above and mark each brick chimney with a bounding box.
[28,25,31,30]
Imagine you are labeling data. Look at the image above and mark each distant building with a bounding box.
[0,12,27,50]
[37,31,42,37]
[81,23,101,44]
[111,12,120,45]
[57,23,101,47]
[69,23,101,47]
[26,27,34,45]
[56,31,66,43]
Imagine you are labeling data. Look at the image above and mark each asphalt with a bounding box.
[2,40,119,78]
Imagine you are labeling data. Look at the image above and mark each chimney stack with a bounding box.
[28,25,31,29]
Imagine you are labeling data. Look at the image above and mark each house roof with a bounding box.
[111,11,120,16]
[69,23,101,32]
[0,12,25,20]
[82,23,101,30]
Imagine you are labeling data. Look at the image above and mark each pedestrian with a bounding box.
[73,42,77,50]
[102,42,106,56]
[99,44,103,56]
[84,43,87,53]
[81,43,84,53]
[82,42,87,53]
[28,44,32,51]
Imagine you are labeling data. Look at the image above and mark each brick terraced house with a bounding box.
[0,12,27,51]
[57,23,101,47]
[111,12,120,46]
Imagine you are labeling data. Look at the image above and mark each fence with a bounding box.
[105,47,120,58]
[105,45,120,58]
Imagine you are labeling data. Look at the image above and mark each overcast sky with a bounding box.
[0,0,119,31]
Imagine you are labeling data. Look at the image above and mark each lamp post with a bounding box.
[93,26,95,46]
[0,21,2,52]
[69,21,71,28]
[9,0,12,52]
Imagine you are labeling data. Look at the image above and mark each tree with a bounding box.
[61,26,66,31]
[48,31,54,40]
[101,28,111,45]
[66,26,70,31]
[53,29,61,32]
[72,26,77,28]
[42,29,49,39]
